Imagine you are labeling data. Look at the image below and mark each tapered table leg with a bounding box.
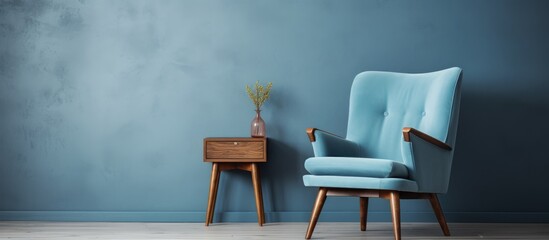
[251,163,265,226]
[205,163,220,226]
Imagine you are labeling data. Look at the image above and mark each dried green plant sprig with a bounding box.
[246,81,273,111]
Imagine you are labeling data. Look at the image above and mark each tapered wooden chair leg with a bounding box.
[305,188,328,239]
[429,193,450,236]
[360,197,369,231]
[389,191,401,240]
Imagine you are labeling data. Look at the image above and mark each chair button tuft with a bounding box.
[384,111,389,117]
[422,111,426,117]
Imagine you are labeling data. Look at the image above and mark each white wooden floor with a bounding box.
[1,222,548,239]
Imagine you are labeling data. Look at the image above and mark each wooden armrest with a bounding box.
[402,127,452,151]
[306,128,343,142]
[306,128,317,142]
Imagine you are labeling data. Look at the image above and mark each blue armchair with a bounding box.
[303,67,462,240]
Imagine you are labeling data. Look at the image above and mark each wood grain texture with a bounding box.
[429,193,451,236]
[306,187,328,239]
[389,191,401,240]
[360,197,369,231]
[308,188,451,240]
[306,128,317,142]
[204,162,266,227]
[251,163,265,226]
[205,163,220,226]
[402,127,452,150]
[1,222,549,239]
[204,138,266,162]
[326,188,382,198]
[203,138,267,227]
[306,128,345,143]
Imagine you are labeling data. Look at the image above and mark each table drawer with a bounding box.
[204,138,267,162]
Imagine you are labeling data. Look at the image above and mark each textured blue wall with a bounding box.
[1,0,549,222]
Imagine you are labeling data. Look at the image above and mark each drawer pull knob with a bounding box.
[234,142,238,145]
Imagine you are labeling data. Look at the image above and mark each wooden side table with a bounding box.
[203,137,267,226]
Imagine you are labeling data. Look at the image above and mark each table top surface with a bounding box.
[204,137,267,141]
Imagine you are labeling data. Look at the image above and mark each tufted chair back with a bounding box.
[346,68,462,168]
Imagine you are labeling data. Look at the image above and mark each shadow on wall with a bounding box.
[262,138,305,212]
[262,84,320,215]
[446,90,549,215]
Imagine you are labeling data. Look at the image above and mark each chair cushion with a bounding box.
[304,157,409,178]
[303,175,418,192]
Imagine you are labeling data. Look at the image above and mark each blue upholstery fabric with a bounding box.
[311,130,361,157]
[305,157,409,178]
[401,134,453,193]
[347,68,461,162]
[303,175,418,192]
[303,67,462,193]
